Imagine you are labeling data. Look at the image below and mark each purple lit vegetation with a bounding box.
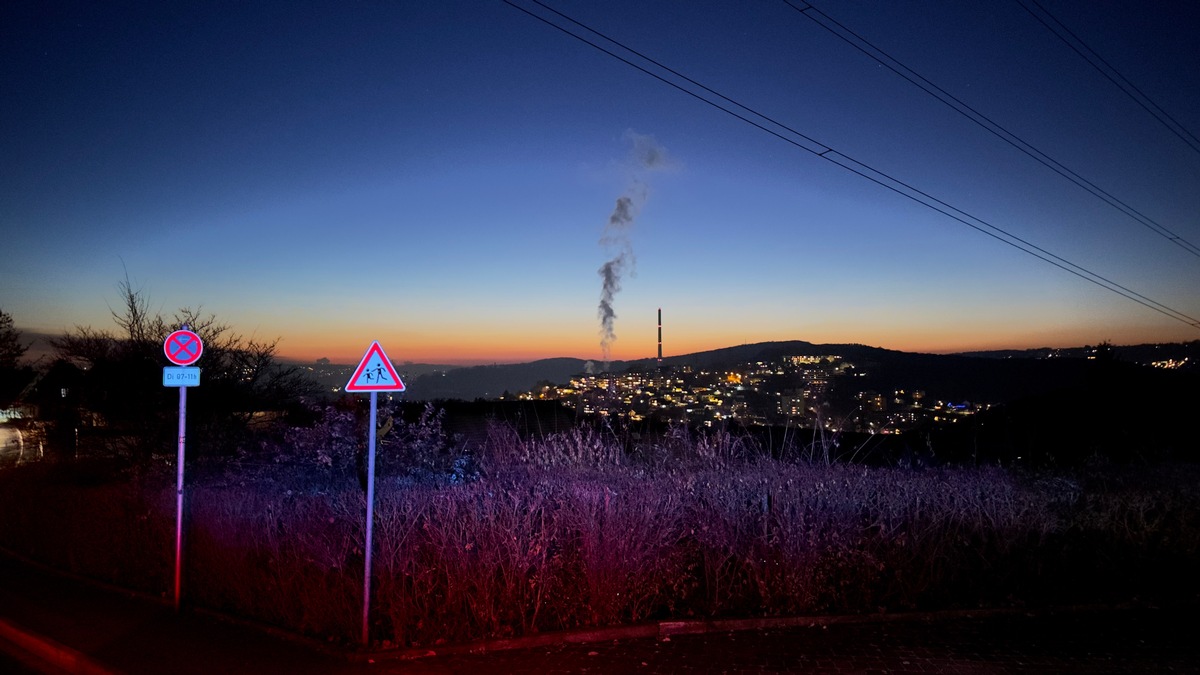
[1,413,1197,647]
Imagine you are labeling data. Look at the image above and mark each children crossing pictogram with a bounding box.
[345,341,405,392]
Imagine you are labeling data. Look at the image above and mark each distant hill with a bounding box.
[14,331,58,365]
[958,341,1200,371]
[618,340,1091,404]
[401,339,1199,412]
[408,357,631,401]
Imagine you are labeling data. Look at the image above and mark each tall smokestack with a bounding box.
[596,131,670,366]
[657,307,662,369]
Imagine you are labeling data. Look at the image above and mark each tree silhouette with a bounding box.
[0,308,34,408]
[0,308,26,369]
[44,277,320,459]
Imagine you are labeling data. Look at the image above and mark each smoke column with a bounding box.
[597,132,670,365]
[597,196,636,362]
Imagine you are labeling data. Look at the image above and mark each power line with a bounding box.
[781,0,1200,259]
[1014,0,1200,157]
[504,0,1200,331]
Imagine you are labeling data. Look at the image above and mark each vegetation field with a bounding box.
[1,410,1197,648]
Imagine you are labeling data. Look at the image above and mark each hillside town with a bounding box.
[514,354,987,434]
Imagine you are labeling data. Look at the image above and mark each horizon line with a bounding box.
[16,327,1187,368]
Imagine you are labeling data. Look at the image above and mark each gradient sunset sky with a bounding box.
[4,1,1199,365]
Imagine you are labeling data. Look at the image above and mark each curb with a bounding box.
[346,603,1129,663]
[0,617,116,675]
[349,624,663,662]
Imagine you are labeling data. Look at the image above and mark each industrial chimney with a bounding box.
[657,307,663,370]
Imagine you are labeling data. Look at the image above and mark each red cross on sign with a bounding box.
[164,329,204,366]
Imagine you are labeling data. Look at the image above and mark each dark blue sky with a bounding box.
[4,1,1198,363]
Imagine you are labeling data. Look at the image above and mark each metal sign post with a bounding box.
[363,390,377,646]
[345,341,405,645]
[163,327,203,611]
[175,381,187,610]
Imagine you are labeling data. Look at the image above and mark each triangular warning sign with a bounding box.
[345,341,406,392]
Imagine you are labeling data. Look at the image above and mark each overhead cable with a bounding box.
[504,0,1200,330]
[782,0,1200,258]
[1014,0,1200,157]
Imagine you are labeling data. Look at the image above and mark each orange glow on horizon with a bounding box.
[270,316,1195,366]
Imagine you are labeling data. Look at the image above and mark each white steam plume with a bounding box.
[597,131,670,365]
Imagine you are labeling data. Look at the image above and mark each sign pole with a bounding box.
[163,324,202,612]
[362,390,378,645]
[344,340,404,646]
[175,382,186,611]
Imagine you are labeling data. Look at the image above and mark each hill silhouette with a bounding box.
[661,341,1095,402]
[401,340,1200,407]
[409,357,627,401]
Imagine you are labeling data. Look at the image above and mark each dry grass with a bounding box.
[1,421,1197,646]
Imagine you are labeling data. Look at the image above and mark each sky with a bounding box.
[3,1,1199,365]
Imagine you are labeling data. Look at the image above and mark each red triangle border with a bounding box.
[345,341,406,392]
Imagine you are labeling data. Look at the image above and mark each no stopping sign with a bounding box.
[164,329,204,366]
